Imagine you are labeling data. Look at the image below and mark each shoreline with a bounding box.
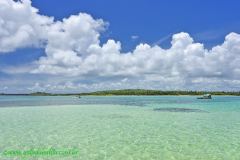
[1,89,240,96]
[0,94,239,96]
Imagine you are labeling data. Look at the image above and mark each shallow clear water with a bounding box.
[0,96,240,159]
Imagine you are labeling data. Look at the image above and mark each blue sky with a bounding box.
[2,0,240,65]
[0,0,240,93]
[32,0,240,49]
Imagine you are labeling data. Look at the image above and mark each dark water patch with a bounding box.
[154,107,209,113]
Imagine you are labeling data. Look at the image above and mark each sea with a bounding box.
[0,95,240,159]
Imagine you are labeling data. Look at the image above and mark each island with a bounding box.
[1,89,240,96]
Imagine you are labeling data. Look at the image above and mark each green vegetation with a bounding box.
[29,92,77,96]
[79,89,240,96]
[30,92,53,96]
[1,89,240,96]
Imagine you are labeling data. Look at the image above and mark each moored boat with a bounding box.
[197,94,212,99]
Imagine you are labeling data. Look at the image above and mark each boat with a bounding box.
[197,94,212,99]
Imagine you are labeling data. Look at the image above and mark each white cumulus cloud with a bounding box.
[1,0,240,91]
[0,0,53,52]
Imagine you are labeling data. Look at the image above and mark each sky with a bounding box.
[0,0,240,93]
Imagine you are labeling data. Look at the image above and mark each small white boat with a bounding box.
[197,94,212,99]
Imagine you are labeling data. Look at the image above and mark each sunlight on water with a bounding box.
[0,96,240,159]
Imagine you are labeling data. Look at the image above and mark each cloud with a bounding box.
[153,33,172,46]
[1,0,240,92]
[0,0,53,52]
[131,35,139,40]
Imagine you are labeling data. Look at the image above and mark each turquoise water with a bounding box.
[0,96,240,159]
